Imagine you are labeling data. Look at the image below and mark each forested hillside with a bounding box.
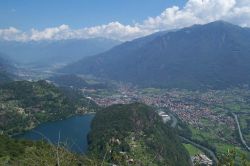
[88,103,191,166]
[0,80,98,135]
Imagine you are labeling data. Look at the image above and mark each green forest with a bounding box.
[0,80,98,135]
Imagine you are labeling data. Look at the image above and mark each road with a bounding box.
[169,113,218,164]
[169,113,177,128]
[232,113,250,151]
[179,136,218,164]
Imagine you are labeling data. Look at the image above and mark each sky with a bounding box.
[0,0,186,30]
[0,0,250,41]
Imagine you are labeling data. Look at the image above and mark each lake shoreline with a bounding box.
[14,113,95,153]
[10,112,96,138]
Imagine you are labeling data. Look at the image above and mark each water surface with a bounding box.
[16,114,95,153]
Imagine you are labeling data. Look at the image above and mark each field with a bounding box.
[190,124,250,161]
[238,114,250,145]
[183,143,202,156]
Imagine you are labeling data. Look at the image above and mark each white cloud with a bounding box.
[77,22,148,40]
[30,24,70,41]
[1,0,250,42]
[0,27,28,41]
[140,0,240,31]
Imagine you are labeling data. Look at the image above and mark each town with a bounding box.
[85,84,250,164]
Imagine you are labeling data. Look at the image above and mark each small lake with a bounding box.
[15,114,95,153]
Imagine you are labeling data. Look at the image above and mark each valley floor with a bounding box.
[84,85,250,162]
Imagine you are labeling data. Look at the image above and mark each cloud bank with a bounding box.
[1,0,250,41]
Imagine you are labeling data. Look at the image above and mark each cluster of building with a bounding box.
[137,93,236,132]
[90,86,236,139]
[191,154,213,166]
[93,95,136,107]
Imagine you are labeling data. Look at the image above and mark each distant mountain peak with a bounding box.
[204,20,241,29]
[61,21,250,89]
[208,20,232,25]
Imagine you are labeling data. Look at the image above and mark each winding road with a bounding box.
[179,136,218,164]
[232,113,250,151]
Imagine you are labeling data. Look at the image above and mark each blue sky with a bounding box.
[0,0,186,30]
[0,0,249,41]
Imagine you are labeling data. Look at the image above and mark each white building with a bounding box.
[158,111,171,123]
[192,154,213,166]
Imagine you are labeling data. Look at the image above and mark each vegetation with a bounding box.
[189,125,250,163]
[0,102,248,165]
[0,103,191,165]
[183,143,202,156]
[238,114,250,145]
[0,135,102,166]
[218,149,250,166]
[87,103,191,166]
[59,87,100,113]
[152,88,250,164]
[0,80,99,135]
[0,134,248,165]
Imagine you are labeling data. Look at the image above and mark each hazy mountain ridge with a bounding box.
[0,53,16,83]
[61,21,250,89]
[0,38,121,68]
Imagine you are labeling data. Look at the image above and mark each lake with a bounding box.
[15,114,95,153]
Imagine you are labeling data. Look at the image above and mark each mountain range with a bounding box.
[0,38,121,69]
[61,21,250,89]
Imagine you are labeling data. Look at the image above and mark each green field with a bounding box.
[190,126,250,161]
[238,114,250,145]
[183,143,202,156]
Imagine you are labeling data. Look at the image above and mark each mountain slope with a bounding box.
[87,103,191,166]
[62,21,250,89]
[0,54,15,84]
[0,38,121,68]
[0,72,10,84]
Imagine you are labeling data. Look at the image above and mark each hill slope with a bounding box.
[87,103,191,166]
[62,21,250,89]
[0,80,98,135]
[0,135,100,165]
